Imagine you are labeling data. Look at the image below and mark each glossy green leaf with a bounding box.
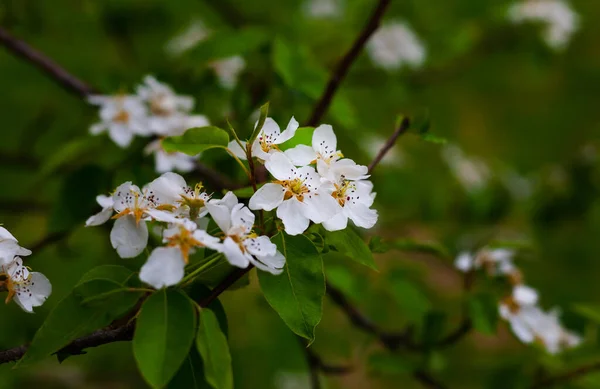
[258,232,325,342]
[326,229,377,271]
[279,127,314,151]
[133,290,196,389]
[162,126,229,156]
[167,351,210,389]
[468,293,498,335]
[17,266,141,367]
[196,308,234,389]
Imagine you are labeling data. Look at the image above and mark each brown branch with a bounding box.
[368,116,411,173]
[0,265,253,364]
[0,27,96,98]
[530,361,600,389]
[306,0,391,126]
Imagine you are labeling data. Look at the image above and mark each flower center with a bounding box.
[113,109,130,124]
[150,95,172,116]
[331,180,354,206]
[276,178,309,202]
[166,227,202,263]
[502,296,521,314]
[179,183,210,219]
[258,134,279,154]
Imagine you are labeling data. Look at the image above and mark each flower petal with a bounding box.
[251,250,285,275]
[230,203,255,233]
[276,199,310,235]
[249,183,285,211]
[346,203,378,229]
[13,272,52,313]
[140,247,186,288]
[147,172,187,205]
[284,145,317,166]
[228,140,248,160]
[322,211,348,231]
[85,208,114,227]
[275,116,299,144]
[244,236,277,257]
[265,152,297,181]
[110,215,149,258]
[312,124,337,156]
[222,237,251,269]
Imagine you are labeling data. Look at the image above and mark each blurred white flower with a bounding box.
[88,95,149,148]
[367,21,426,71]
[165,19,211,56]
[145,139,198,174]
[508,0,579,50]
[442,145,491,193]
[303,0,343,19]
[209,56,247,90]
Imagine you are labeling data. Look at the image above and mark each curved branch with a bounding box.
[306,0,391,126]
[368,116,411,173]
[0,27,96,98]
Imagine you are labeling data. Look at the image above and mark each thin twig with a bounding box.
[530,361,600,389]
[367,117,411,173]
[306,0,391,126]
[0,27,96,98]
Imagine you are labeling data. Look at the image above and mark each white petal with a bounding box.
[0,227,17,241]
[259,117,282,138]
[346,203,378,229]
[322,211,348,231]
[249,183,285,211]
[454,252,474,272]
[192,230,222,251]
[110,216,149,258]
[222,237,251,269]
[312,124,337,156]
[13,272,52,313]
[275,116,299,144]
[85,208,114,227]
[0,241,30,265]
[146,209,181,224]
[228,140,248,160]
[96,195,114,209]
[140,247,185,288]
[284,145,317,166]
[265,152,297,181]
[509,316,535,344]
[206,198,234,233]
[251,250,285,275]
[513,285,539,306]
[112,182,135,213]
[147,172,186,205]
[303,193,339,224]
[230,203,255,233]
[244,236,277,257]
[329,159,369,181]
[108,124,134,148]
[276,199,310,235]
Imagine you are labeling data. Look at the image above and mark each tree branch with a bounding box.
[0,27,96,98]
[530,361,600,389]
[306,0,391,126]
[368,116,411,173]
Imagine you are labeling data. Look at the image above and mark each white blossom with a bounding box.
[249,153,338,235]
[165,19,211,56]
[85,195,115,227]
[145,139,197,174]
[508,0,579,50]
[2,257,51,313]
[303,0,343,19]
[88,95,149,148]
[209,56,247,90]
[207,192,285,274]
[228,117,299,162]
[320,178,378,231]
[442,145,491,193]
[367,21,426,71]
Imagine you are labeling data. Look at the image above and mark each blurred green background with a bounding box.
[1,0,600,388]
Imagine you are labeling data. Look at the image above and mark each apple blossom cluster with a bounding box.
[0,227,51,313]
[229,118,378,235]
[508,0,579,50]
[86,172,285,289]
[366,21,427,71]
[456,248,581,354]
[88,76,209,174]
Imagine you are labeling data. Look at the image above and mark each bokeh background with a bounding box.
[1,0,600,388]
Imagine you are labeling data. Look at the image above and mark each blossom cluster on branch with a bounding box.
[456,247,581,354]
[0,227,51,313]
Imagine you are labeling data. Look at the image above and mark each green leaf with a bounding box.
[368,236,390,254]
[368,351,415,376]
[573,304,600,324]
[384,238,450,259]
[248,102,269,145]
[167,351,210,389]
[162,126,229,156]
[196,308,234,389]
[325,229,377,271]
[18,266,141,366]
[468,293,498,335]
[133,289,196,389]
[279,127,314,151]
[421,133,447,144]
[258,232,325,342]
[387,275,431,323]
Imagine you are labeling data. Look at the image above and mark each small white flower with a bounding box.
[145,139,197,174]
[442,145,491,193]
[508,0,579,50]
[0,227,31,265]
[2,258,51,313]
[454,251,474,272]
[320,178,378,231]
[249,153,338,235]
[85,195,115,227]
[303,0,343,19]
[207,192,285,274]
[228,117,299,162]
[165,19,211,56]
[209,56,247,90]
[136,76,197,136]
[88,95,149,148]
[148,172,212,221]
[284,124,368,182]
[367,21,427,71]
